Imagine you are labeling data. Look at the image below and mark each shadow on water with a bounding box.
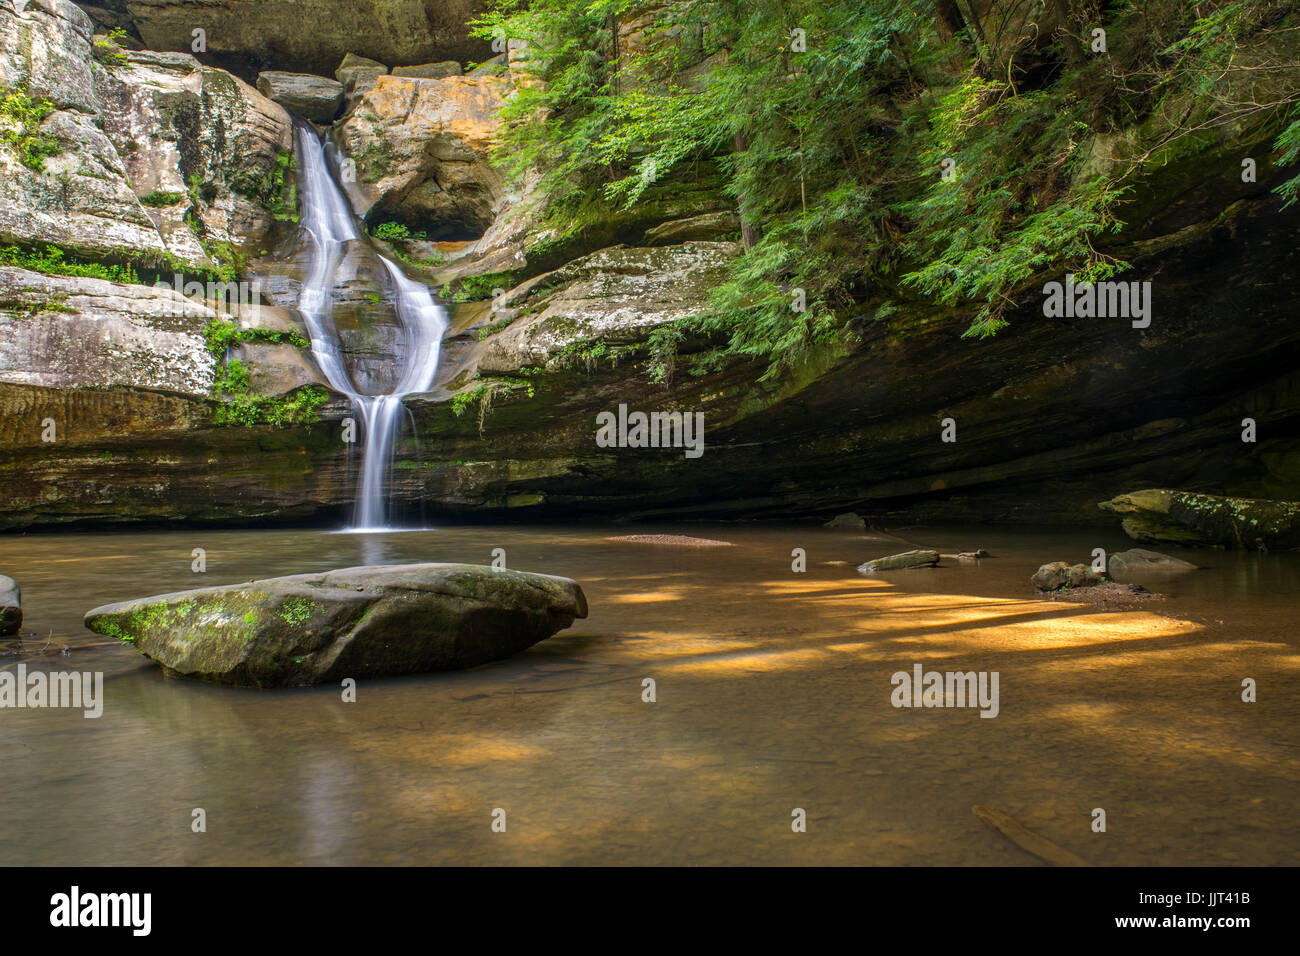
[1,523,1297,864]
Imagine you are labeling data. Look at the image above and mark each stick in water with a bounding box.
[972,805,1091,866]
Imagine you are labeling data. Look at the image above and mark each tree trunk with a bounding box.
[733,131,762,250]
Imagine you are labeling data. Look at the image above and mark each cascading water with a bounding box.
[293,123,449,531]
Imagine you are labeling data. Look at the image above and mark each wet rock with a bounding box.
[858,549,940,572]
[1100,489,1300,549]
[255,71,343,123]
[1032,562,1106,591]
[0,573,19,635]
[1031,561,1070,591]
[83,563,589,688]
[953,549,990,560]
[392,61,462,79]
[1108,548,1198,575]
[824,512,866,530]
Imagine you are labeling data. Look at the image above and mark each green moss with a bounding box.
[0,86,59,172]
[210,359,330,428]
[139,190,185,207]
[203,318,309,355]
[232,149,299,223]
[277,598,318,626]
[443,270,518,303]
[91,29,131,70]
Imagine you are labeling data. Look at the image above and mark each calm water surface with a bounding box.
[1,523,1297,865]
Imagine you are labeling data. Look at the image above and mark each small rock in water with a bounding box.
[945,548,991,560]
[83,563,588,688]
[858,549,940,573]
[824,512,867,530]
[606,535,733,547]
[0,574,20,636]
[1031,561,1106,591]
[1108,548,1198,575]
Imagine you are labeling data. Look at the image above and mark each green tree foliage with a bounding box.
[474,0,1300,377]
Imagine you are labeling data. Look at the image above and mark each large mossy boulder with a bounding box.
[84,563,588,688]
[1100,489,1300,548]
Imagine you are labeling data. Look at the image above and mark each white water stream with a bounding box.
[293,124,448,530]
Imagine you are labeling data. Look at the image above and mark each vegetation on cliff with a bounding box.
[473,0,1300,377]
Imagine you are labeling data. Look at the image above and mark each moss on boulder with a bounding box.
[84,563,589,687]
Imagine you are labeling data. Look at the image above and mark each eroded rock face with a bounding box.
[467,241,738,375]
[2,2,296,265]
[96,50,295,259]
[74,0,490,77]
[256,71,342,123]
[83,563,589,687]
[1,0,167,259]
[0,265,217,395]
[335,73,508,237]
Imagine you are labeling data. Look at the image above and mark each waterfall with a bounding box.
[292,123,449,531]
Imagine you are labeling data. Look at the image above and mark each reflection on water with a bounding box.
[1,523,1297,865]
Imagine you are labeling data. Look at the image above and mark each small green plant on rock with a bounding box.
[0,87,59,171]
[92,29,132,70]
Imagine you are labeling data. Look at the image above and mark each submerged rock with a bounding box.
[0,574,19,636]
[1108,548,1198,575]
[1100,490,1300,549]
[1031,562,1106,591]
[824,512,866,530]
[858,549,939,572]
[1041,582,1159,607]
[606,534,732,547]
[83,563,588,688]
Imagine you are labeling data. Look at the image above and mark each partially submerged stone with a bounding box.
[84,564,588,688]
[1031,561,1106,591]
[1100,489,1300,549]
[858,549,940,572]
[1108,548,1198,575]
[0,574,19,636]
[606,534,732,548]
[824,512,866,530]
[255,70,343,123]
